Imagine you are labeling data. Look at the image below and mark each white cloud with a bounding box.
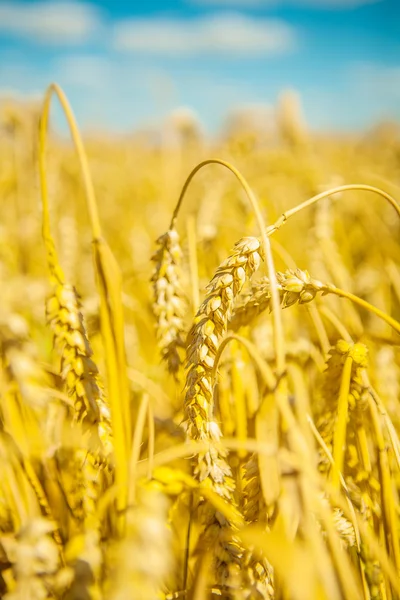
[113,13,296,56]
[0,1,103,45]
[190,0,381,8]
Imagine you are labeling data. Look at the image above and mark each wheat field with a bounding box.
[0,83,399,599]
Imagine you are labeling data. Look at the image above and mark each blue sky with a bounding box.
[0,0,399,133]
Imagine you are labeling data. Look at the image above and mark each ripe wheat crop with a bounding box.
[0,83,399,599]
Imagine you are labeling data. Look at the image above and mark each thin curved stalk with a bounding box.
[39,83,101,241]
[186,214,200,310]
[212,333,276,392]
[268,184,400,236]
[327,284,400,336]
[39,83,130,528]
[171,157,285,375]
[318,305,354,343]
[306,304,331,358]
[270,237,298,270]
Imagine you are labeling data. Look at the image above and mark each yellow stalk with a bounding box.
[368,398,400,574]
[256,392,281,509]
[316,499,362,600]
[331,355,353,490]
[186,214,200,311]
[327,285,400,337]
[189,550,213,600]
[326,485,400,596]
[39,84,101,240]
[134,438,288,480]
[39,83,130,526]
[171,157,286,376]
[307,414,361,550]
[147,400,155,480]
[212,333,276,392]
[319,305,354,343]
[128,393,150,506]
[93,238,131,498]
[268,184,400,236]
[230,341,248,459]
[306,304,331,357]
[287,364,316,454]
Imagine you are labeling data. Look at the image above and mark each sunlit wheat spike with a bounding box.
[183,236,262,495]
[151,228,187,378]
[46,282,112,454]
[182,236,273,598]
[231,268,326,330]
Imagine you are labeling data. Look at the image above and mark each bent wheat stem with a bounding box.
[328,285,400,336]
[232,268,400,336]
[268,184,400,236]
[39,83,101,241]
[39,83,130,527]
[212,333,276,392]
[171,157,285,374]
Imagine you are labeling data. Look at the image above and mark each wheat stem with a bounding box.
[171,158,285,374]
[39,83,101,240]
[39,83,130,528]
[328,285,400,336]
[268,184,400,236]
[187,214,200,310]
[331,355,353,490]
[212,333,276,392]
[129,394,150,506]
[368,399,400,573]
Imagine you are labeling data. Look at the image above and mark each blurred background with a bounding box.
[0,0,399,360]
[0,0,399,137]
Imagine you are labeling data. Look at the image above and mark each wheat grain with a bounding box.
[151,228,187,377]
[183,237,274,598]
[230,268,325,330]
[46,282,112,457]
[183,236,262,493]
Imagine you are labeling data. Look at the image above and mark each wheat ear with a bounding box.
[151,228,186,377]
[231,267,400,336]
[183,236,262,495]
